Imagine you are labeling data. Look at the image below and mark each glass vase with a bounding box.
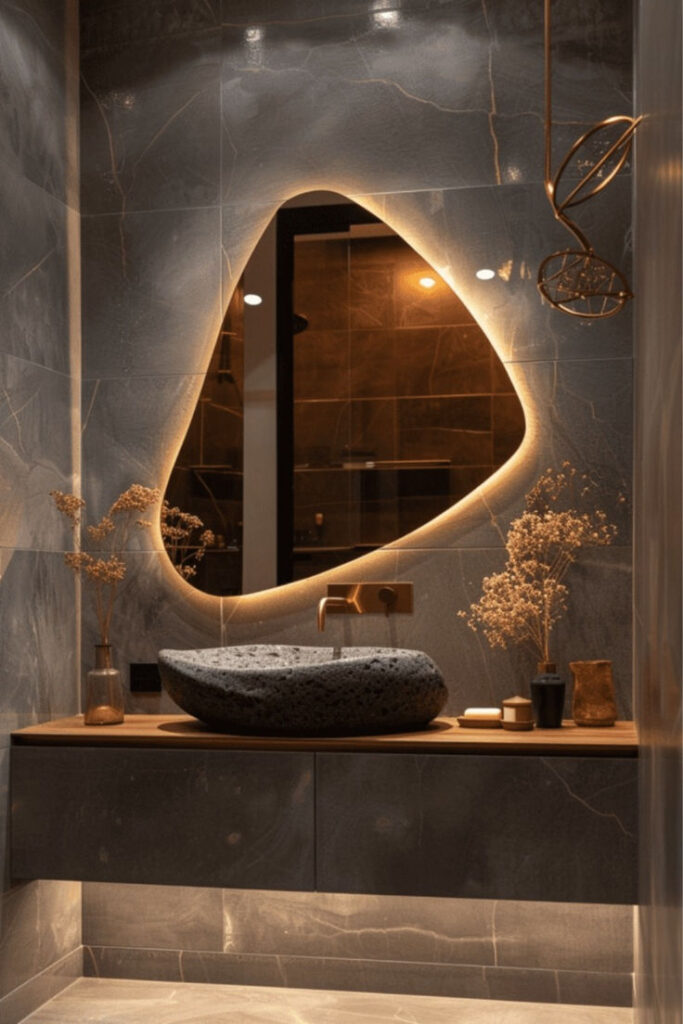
[84,644,124,725]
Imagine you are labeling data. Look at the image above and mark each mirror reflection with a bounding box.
[163,193,525,596]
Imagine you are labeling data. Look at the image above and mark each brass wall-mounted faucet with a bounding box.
[316,582,413,632]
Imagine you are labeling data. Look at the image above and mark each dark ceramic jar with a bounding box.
[531,662,565,728]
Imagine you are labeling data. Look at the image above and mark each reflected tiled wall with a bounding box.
[0,1,82,1021]
[78,0,636,1007]
[292,232,525,569]
[634,0,683,1020]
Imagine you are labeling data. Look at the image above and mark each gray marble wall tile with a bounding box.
[0,947,82,1024]
[0,358,75,552]
[220,889,494,964]
[494,901,633,973]
[81,0,220,53]
[82,209,222,378]
[558,970,633,1009]
[633,0,683,1020]
[0,880,80,998]
[82,883,634,982]
[82,944,632,1007]
[0,0,80,1012]
[0,551,78,747]
[214,0,631,204]
[80,31,221,215]
[81,375,206,521]
[0,0,71,204]
[0,165,72,374]
[82,883,223,952]
[316,753,637,904]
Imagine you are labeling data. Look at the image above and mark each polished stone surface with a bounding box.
[316,753,637,903]
[0,948,81,1024]
[0,0,75,205]
[25,977,635,1023]
[0,881,80,1000]
[81,946,633,1007]
[633,0,683,1020]
[12,747,314,889]
[158,645,447,735]
[80,887,634,1005]
[0,0,81,1016]
[0,164,72,374]
[12,741,635,901]
[83,883,633,970]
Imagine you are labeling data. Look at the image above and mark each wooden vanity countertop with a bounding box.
[12,715,638,756]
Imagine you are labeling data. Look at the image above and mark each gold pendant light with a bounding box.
[537,0,642,319]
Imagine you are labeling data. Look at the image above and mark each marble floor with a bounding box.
[24,979,634,1023]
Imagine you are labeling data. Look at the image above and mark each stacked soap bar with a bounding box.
[457,707,502,728]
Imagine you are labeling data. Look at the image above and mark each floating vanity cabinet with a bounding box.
[10,716,637,902]
[11,744,315,890]
[316,752,637,904]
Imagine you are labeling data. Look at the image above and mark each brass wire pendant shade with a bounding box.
[537,0,642,319]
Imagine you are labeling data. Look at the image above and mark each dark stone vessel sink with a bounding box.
[158,644,448,736]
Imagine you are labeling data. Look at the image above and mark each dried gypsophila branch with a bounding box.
[458,463,618,664]
[51,484,160,645]
[160,500,215,580]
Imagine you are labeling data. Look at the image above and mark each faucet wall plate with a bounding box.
[325,582,413,615]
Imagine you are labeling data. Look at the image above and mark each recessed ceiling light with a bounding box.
[244,293,263,306]
[419,276,437,289]
[475,268,496,280]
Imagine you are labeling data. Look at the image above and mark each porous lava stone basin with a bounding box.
[157,644,448,736]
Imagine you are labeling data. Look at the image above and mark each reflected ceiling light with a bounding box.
[372,1,401,27]
[475,268,496,280]
[419,276,436,289]
[373,10,400,26]
[244,293,263,306]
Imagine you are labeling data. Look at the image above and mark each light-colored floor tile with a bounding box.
[24,978,634,1024]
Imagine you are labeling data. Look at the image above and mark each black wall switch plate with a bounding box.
[129,663,162,693]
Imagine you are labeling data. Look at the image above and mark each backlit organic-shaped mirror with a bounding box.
[163,193,525,595]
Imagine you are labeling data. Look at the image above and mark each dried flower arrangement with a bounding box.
[459,463,618,666]
[50,484,160,645]
[160,500,215,580]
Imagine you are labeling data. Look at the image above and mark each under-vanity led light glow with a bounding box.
[419,276,437,289]
[244,293,263,306]
[475,268,496,280]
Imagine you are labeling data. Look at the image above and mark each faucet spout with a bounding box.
[317,595,350,632]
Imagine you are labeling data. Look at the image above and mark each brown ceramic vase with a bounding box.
[569,659,617,726]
